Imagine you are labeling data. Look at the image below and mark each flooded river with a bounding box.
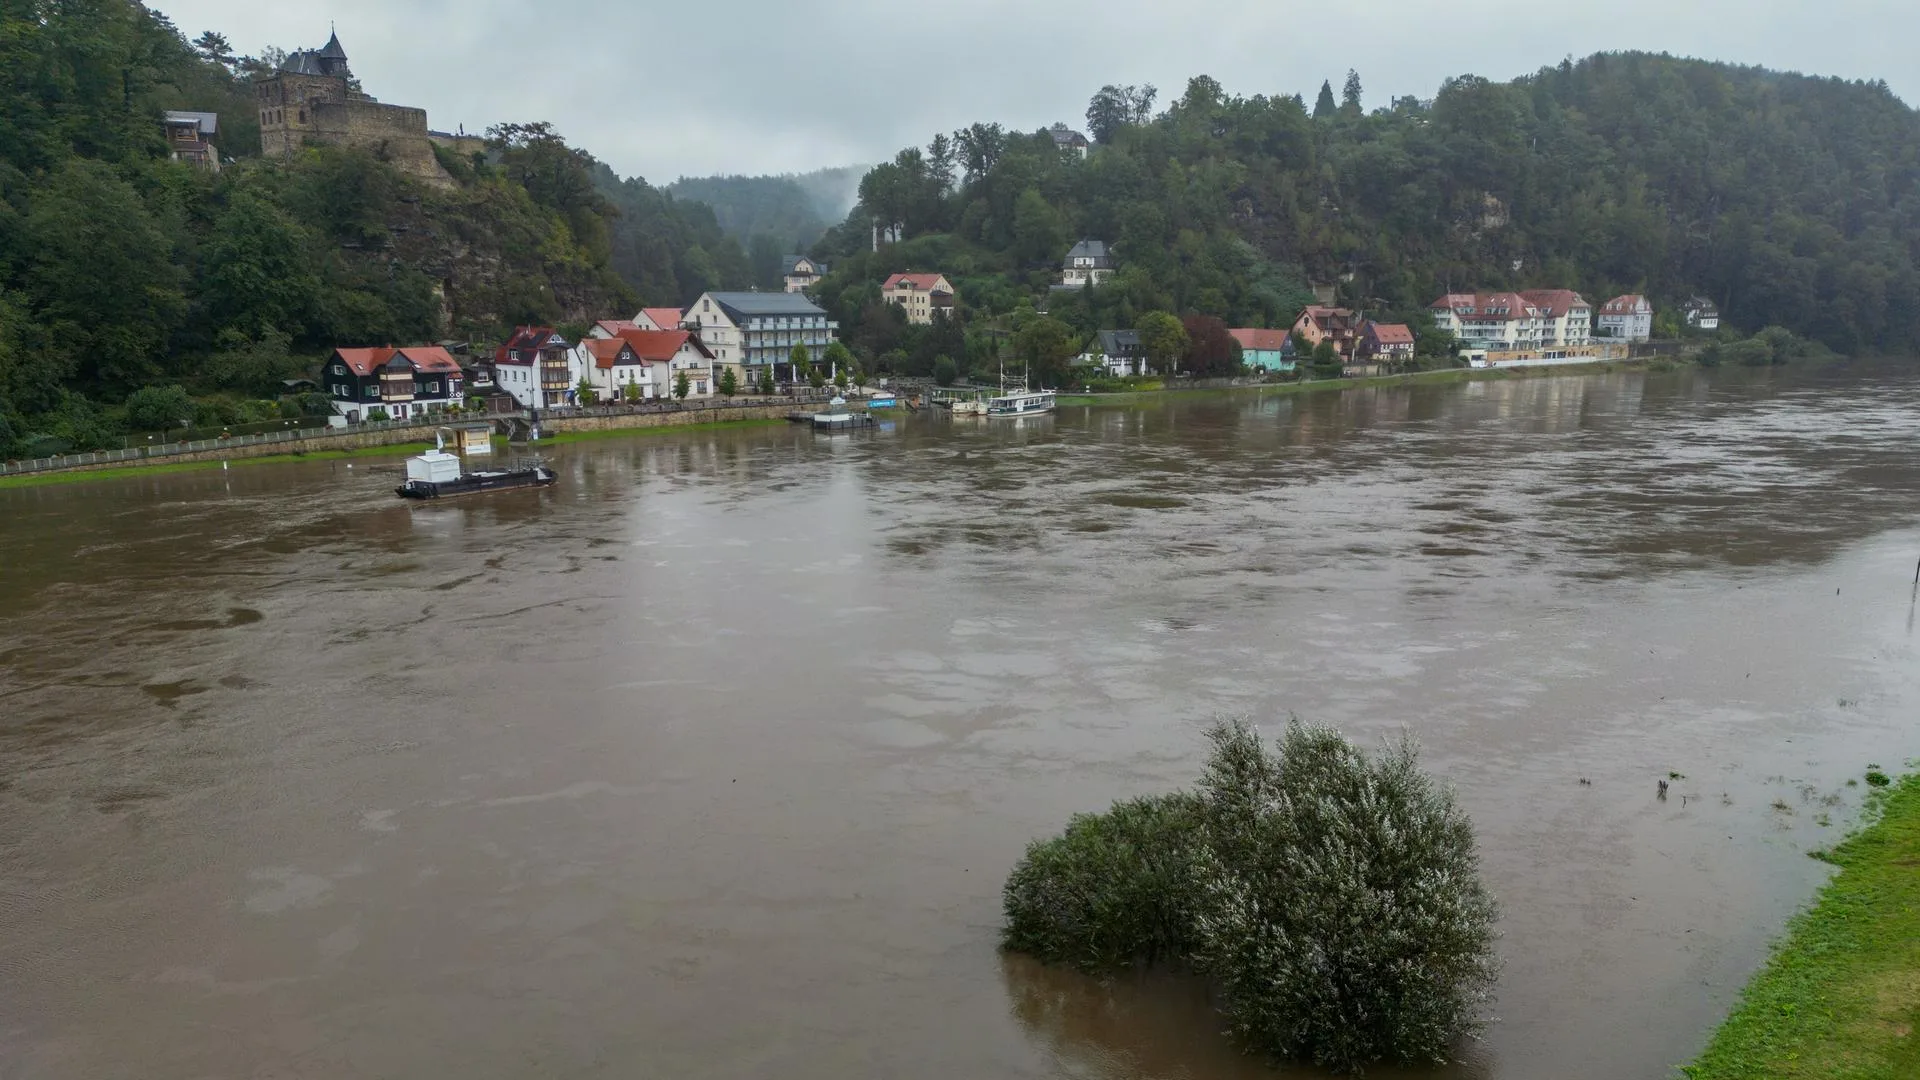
[5,365,1920,1079]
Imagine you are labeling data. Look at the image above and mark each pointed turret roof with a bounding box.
[318,31,347,59]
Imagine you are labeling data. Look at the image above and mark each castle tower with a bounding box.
[252,29,452,187]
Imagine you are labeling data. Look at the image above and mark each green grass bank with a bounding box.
[1686,772,1920,1079]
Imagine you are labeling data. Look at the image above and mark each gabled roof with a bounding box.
[1228,328,1291,352]
[592,319,639,337]
[331,346,462,377]
[703,291,830,322]
[1097,329,1143,354]
[494,326,569,364]
[582,338,637,368]
[635,307,684,331]
[882,272,951,293]
[1365,322,1416,345]
[1518,289,1590,317]
[1685,296,1719,311]
[1430,293,1540,319]
[1296,305,1359,329]
[1065,239,1110,262]
[164,110,219,135]
[1049,124,1090,147]
[785,255,827,274]
[1600,294,1650,315]
[614,328,714,362]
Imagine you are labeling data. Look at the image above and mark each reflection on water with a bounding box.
[4,363,1920,1079]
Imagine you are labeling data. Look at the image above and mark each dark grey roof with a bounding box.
[280,50,323,74]
[318,32,347,60]
[785,255,827,274]
[708,291,831,321]
[1097,329,1143,355]
[164,110,218,134]
[1066,239,1109,261]
[1049,125,1088,145]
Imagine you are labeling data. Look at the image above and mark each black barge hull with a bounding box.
[396,466,556,499]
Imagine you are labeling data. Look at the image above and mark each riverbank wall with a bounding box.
[0,400,805,480]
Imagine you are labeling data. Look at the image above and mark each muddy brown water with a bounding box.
[5,365,1920,1079]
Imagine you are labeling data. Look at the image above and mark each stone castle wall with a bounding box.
[256,72,453,187]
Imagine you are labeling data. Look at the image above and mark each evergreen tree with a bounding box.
[1313,80,1338,120]
[1341,70,1363,116]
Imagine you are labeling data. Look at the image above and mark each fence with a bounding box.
[1,392,844,477]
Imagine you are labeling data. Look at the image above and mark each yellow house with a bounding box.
[881,273,955,325]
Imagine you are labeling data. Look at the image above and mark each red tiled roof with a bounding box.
[582,338,636,369]
[637,307,684,331]
[1519,289,1590,317]
[883,273,950,292]
[1295,305,1358,331]
[593,319,639,336]
[494,326,564,365]
[1431,292,1541,320]
[1600,294,1649,315]
[1366,322,1415,345]
[332,346,462,377]
[613,328,713,362]
[1228,328,1290,352]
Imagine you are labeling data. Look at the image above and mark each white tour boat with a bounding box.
[986,388,1056,418]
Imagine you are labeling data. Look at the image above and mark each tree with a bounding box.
[1341,70,1363,117]
[823,340,855,384]
[1313,80,1338,120]
[191,31,235,69]
[933,355,958,386]
[789,343,811,385]
[1012,188,1067,266]
[200,191,318,338]
[718,366,738,396]
[622,379,643,403]
[125,386,195,433]
[1180,314,1240,377]
[1136,311,1189,375]
[758,368,775,395]
[1087,85,1138,144]
[1310,339,1342,378]
[674,371,691,399]
[576,375,595,405]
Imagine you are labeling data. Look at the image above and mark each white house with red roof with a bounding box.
[493,326,579,409]
[881,272,955,325]
[1357,321,1416,365]
[1597,295,1654,342]
[574,328,719,401]
[1429,292,1547,351]
[320,346,464,421]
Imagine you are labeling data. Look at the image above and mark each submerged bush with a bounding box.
[1001,719,1499,1075]
[1002,792,1205,971]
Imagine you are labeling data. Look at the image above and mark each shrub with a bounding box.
[1002,793,1205,972]
[1866,770,1891,788]
[125,385,195,432]
[1001,719,1499,1075]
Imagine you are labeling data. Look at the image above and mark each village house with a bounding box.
[1430,293,1546,351]
[1291,305,1361,360]
[1227,328,1295,372]
[162,111,219,170]
[1684,297,1721,331]
[1078,329,1149,377]
[1057,240,1114,289]
[586,319,638,339]
[682,291,838,386]
[577,329,719,401]
[320,346,464,422]
[633,307,687,332]
[1597,295,1654,342]
[493,326,578,409]
[783,255,829,293]
[1517,290,1593,347]
[1357,321,1416,365]
[881,273,956,325]
[1048,123,1091,158]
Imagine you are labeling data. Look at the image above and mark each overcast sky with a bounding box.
[155,0,1915,190]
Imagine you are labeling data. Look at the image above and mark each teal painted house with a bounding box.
[1229,328,1295,372]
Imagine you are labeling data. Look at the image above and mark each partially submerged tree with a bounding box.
[1002,719,1499,1075]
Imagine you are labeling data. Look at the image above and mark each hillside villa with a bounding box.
[1057,240,1114,289]
[1291,305,1360,360]
[1078,329,1149,377]
[1684,297,1721,331]
[783,255,829,293]
[882,273,956,325]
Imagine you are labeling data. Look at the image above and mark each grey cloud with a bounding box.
[158,0,1915,184]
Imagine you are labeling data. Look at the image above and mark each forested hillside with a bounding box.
[0,0,749,454]
[666,168,866,288]
[809,59,1920,383]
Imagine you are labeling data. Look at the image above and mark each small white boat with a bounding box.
[986,388,1057,418]
[812,397,874,429]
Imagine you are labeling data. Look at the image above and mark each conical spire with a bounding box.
[318,28,347,60]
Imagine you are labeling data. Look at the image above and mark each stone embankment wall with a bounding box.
[9,402,801,478]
